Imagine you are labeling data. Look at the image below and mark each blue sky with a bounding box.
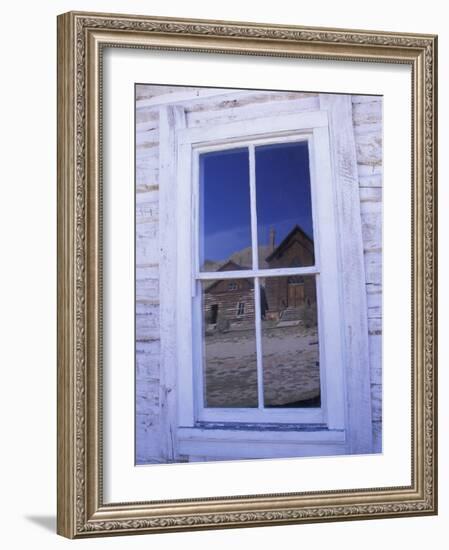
[199,141,314,265]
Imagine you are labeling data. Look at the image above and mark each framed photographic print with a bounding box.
[57,11,437,538]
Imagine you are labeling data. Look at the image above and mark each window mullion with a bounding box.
[196,266,319,280]
[249,144,259,271]
[254,277,264,410]
[249,144,264,410]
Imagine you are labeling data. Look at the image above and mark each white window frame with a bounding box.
[158,96,374,459]
[176,111,346,430]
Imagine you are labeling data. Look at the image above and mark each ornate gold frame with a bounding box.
[57,11,438,538]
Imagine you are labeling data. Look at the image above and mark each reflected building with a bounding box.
[203,225,316,328]
[264,225,316,322]
[203,261,256,331]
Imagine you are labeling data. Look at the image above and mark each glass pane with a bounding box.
[199,148,252,272]
[255,142,315,269]
[261,275,320,407]
[201,279,258,408]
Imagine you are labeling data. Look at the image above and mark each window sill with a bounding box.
[177,425,347,460]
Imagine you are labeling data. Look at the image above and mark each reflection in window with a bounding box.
[199,148,251,272]
[262,275,320,408]
[197,139,320,411]
[255,142,315,268]
[201,280,258,408]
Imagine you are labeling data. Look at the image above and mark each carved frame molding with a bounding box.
[57,11,437,538]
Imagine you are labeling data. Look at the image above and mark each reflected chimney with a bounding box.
[269,226,276,253]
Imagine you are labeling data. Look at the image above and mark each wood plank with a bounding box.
[319,93,373,454]
[186,96,319,127]
[136,199,159,225]
[364,250,382,285]
[178,427,345,443]
[370,384,383,421]
[187,90,317,113]
[136,128,159,147]
[355,132,382,166]
[351,95,382,104]
[359,187,382,202]
[135,108,159,126]
[159,105,187,460]
[136,178,159,193]
[358,173,382,188]
[136,84,193,101]
[179,439,347,460]
[361,211,382,251]
[178,110,328,145]
[357,163,382,177]
[137,88,249,109]
[354,122,383,136]
[352,101,382,126]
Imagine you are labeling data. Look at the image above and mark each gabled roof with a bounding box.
[216,259,251,272]
[204,260,254,293]
[265,225,314,263]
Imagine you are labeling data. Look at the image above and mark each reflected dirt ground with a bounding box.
[203,323,320,408]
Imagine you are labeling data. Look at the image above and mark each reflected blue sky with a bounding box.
[256,142,313,249]
[199,142,314,269]
[200,148,252,268]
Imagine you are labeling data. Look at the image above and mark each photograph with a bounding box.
[135,84,383,464]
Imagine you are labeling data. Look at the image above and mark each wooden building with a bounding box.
[203,260,257,328]
[203,226,316,327]
[264,225,316,321]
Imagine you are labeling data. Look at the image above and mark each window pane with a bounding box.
[255,142,315,269]
[261,275,320,407]
[201,279,258,408]
[199,148,252,272]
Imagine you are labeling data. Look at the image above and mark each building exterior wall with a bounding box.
[351,95,383,451]
[135,87,382,463]
[264,227,316,317]
[266,230,315,269]
[264,276,317,319]
[204,280,255,326]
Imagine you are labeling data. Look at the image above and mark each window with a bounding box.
[169,106,372,458]
[196,140,323,421]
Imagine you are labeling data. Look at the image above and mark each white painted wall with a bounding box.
[1,1,446,549]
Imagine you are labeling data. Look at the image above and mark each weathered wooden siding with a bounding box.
[135,97,163,462]
[135,86,382,463]
[352,95,383,452]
